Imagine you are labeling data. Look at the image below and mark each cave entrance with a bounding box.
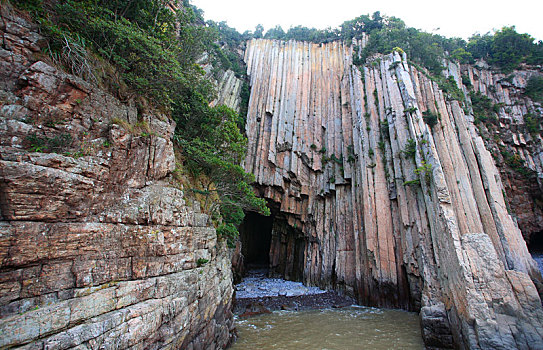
[529,232,543,252]
[239,211,306,281]
[239,211,273,268]
[528,231,543,274]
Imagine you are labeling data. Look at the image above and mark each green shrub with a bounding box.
[25,133,72,153]
[402,139,417,160]
[469,91,498,124]
[524,113,540,135]
[196,258,209,267]
[403,179,421,186]
[501,149,535,177]
[380,119,390,139]
[217,223,239,248]
[404,106,418,114]
[525,76,543,102]
[422,111,439,128]
[415,160,433,186]
[438,76,464,102]
[461,74,473,89]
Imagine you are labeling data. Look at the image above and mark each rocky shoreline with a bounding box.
[234,291,356,315]
[233,269,356,316]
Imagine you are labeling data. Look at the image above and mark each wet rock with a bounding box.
[239,302,271,318]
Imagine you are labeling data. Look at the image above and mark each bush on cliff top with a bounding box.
[239,12,542,75]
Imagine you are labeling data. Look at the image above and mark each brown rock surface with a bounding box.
[460,64,543,244]
[0,6,233,349]
[243,39,543,349]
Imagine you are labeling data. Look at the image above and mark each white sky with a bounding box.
[191,0,543,41]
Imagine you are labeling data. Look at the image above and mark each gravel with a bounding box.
[234,269,327,299]
[233,269,356,315]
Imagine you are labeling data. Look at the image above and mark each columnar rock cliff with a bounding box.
[243,39,543,349]
[0,7,233,349]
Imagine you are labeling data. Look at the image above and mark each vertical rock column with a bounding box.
[243,39,543,349]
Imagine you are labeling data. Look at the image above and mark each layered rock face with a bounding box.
[0,7,233,349]
[243,39,543,349]
[460,63,543,244]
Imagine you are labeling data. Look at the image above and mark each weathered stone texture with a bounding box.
[243,39,543,349]
[461,63,543,244]
[0,6,233,349]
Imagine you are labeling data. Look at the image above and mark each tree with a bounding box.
[254,24,264,39]
[265,25,286,40]
[451,48,473,64]
[488,26,535,72]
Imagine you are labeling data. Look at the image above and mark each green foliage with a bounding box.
[25,133,72,153]
[264,25,286,40]
[360,25,463,75]
[402,139,417,160]
[451,48,473,64]
[403,179,421,186]
[196,258,209,267]
[254,24,264,39]
[404,106,418,114]
[330,153,343,164]
[340,12,387,41]
[216,223,239,248]
[469,91,498,124]
[282,25,340,43]
[438,76,464,102]
[524,113,540,135]
[346,144,356,163]
[422,110,439,128]
[177,105,269,218]
[501,149,536,177]
[238,81,251,126]
[467,27,543,72]
[487,27,541,72]
[525,76,543,102]
[415,160,433,186]
[461,74,473,89]
[20,0,217,108]
[377,140,386,153]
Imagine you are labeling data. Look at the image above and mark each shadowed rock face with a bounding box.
[0,7,233,349]
[243,38,543,349]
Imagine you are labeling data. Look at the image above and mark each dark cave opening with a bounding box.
[238,210,306,281]
[239,211,273,267]
[528,231,543,253]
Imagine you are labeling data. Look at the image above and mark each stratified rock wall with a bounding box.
[0,7,233,349]
[244,38,543,349]
[460,63,543,243]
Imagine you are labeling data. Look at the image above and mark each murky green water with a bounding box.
[230,306,424,350]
